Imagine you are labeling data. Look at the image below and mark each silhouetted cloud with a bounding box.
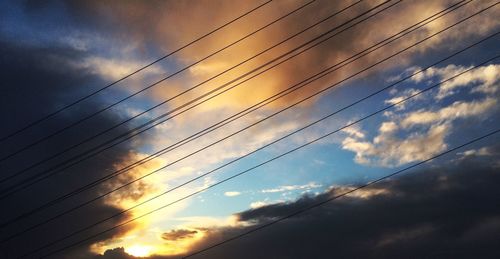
[182,151,500,258]
[0,38,141,258]
[1,1,499,258]
[161,229,198,241]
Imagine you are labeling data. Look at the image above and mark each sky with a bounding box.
[0,0,499,258]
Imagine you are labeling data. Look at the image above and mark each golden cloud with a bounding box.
[70,0,499,115]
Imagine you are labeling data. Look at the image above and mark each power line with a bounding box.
[0,0,478,238]
[184,128,500,258]
[0,0,397,196]
[0,0,273,143]
[31,53,500,259]
[0,0,363,185]
[3,2,488,238]
[16,20,499,259]
[0,0,314,162]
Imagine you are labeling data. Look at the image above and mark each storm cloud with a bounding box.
[0,37,147,258]
[180,151,500,259]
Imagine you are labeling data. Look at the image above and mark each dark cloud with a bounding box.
[0,37,143,258]
[93,247,181,259]
[95,247,137,259]
[1,1,499,258]
[181,153,500,259]
[161,229,198,241]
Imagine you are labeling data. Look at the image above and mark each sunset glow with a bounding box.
[0,0,499,258]
[125,245,153,257]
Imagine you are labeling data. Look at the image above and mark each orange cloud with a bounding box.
[71,0,499,115]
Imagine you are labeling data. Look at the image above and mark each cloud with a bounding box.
[341,126,366,138]
[343,123,450,166]
[379,121,398,133]
[180,154,500,258]
[261,182,322,193]
[95,247,138,259]
[401,98,497,128]
[249,201,269,209]
[161,229,198,241]
[329,186,391,199]
[75,56,164,81]
[224,191,241,197]
[0,40,142,258]
[341,62,499,167]
[384,88,421,110]
[409,64,500,99]
[61,0,500,114]
[458,147,493,157]
[3,1,499,257]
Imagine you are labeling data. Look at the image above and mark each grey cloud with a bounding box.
[182,152,500,259]
[0,38,141,258]
[161,229,198,241]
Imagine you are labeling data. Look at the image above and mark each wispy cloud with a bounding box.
[224,191,242,197]
[262,182,322,193]
[401,98,497,128]
[410,64,500,99]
